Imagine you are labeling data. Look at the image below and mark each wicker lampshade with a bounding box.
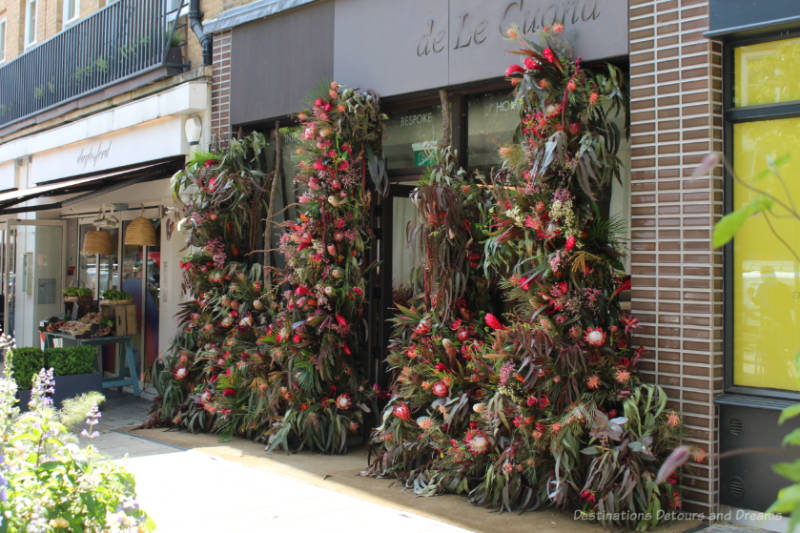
[82,229,113,255]
[124,217,156,247]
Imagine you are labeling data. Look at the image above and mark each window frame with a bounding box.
[23,0,37,49]
[723,29,800,401]
[0,17,6,64]
[62,0,80,29]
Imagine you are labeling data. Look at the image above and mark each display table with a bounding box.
[42,332,140,395]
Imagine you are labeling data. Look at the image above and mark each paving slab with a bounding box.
[83,392,718,533]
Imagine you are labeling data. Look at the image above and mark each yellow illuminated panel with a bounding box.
[735,37,800,107]
[733,118,800,391]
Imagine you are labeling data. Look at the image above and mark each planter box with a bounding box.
[16,372,103,410]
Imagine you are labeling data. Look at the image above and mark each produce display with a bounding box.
[41,312,111,338]
[101,289,132,303]
[63,287,93,300]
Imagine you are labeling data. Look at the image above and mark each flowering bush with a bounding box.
[149,135,275,437]
[0,359,152,531]
[259,83,384,453]
[368,27,688,529]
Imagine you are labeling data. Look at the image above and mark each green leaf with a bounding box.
[779,403,800,425]
[712,195,772,248]
[773,461,800,482]
[783,428,800,447]
[767,484,800,513]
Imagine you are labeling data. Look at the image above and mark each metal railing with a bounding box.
[0,0,186,129]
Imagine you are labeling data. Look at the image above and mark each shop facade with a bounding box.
[202,0,800,522]
[0,77,210,383]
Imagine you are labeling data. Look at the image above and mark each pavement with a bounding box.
[82,391,771,533]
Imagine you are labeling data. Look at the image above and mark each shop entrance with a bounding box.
[0,220,66,348]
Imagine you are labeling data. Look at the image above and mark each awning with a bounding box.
[0,156,185,214]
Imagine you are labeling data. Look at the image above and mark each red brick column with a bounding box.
[211,30,233,147]
[629,0,724,514]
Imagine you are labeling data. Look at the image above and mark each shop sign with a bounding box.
[76,141,113,170]
[29,118,184,185]
[334,0,627,97]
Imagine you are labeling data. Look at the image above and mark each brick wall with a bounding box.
[629,0,724,515]
[210,29,231,145]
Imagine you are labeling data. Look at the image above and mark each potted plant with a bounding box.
[100,289,133,305]
[63,287,93,303]
[9,346,102,409]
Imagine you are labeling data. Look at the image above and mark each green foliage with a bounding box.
[101,289,132,301]
[58,391,106,432]
[8,346,98,389]
[45,346,97,377]
[7,348,44,390]
[0,366,153,531]
[64,287,93,298]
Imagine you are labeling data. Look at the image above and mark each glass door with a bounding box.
[1,220,65,348]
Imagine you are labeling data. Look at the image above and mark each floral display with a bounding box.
[149,134,275,437]
[367,27,687,529]
[259,83,384,453]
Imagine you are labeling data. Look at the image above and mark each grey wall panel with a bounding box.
[334,0,628,98]
[333,0,450,97]
[231,1,334,125]
[449,0,628,85]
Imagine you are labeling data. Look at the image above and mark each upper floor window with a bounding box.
[24,0,37,48]
[63,0,80,28]
[0,17,6,63]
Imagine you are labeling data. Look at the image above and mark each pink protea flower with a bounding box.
[173,367,188,380]
[416,416,434,430]
[335,393,351,410]
[392,402,411,421]
[466,429,490,454]
[432,381,449,398]
[584,327,607,347]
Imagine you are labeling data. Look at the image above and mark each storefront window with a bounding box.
[735,37,800,107]
[731,37,800,391]
[467,92,517,169]
[383,105,443,169]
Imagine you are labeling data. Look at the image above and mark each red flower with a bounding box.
[392,402,411,421]
[449,319,462,331]
[434,362,446,372]
[465,429,490,454]
[457,328,470,342]
[523,56,539,70]
[565,235,576,251]
[335,314,348,327]
[584,327,607,347]
[543,47,556,63]
[505,63,525,77]
[222,387,236,397]
[539,396,550,408]
[432,381,449,397]
[484,313,506,331]
[292,334,302,344]
[335,393,351,410]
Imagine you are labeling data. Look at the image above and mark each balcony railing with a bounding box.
[0,0,186,130]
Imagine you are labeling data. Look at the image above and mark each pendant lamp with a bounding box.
[124,209,156,247]
[82,229,113,255]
